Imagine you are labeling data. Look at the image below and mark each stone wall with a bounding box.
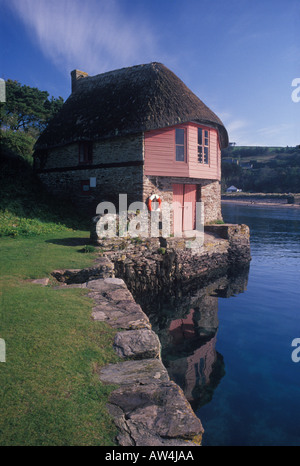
[201,181,222,223]
[49,273,204,446]
[91,224,251,302]
[35,133,144,170]
[205,223,251,266]
[35,133,145,211]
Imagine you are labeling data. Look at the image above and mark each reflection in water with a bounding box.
[165,302,223,411]
[134,266,249,412]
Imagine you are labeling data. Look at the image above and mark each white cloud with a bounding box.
[256,123,292,137]
[6,0,158,76]
[226,119,249,134]
[217,111,250,144]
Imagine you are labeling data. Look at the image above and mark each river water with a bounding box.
[197,202,300,446]
[152,202,300,446]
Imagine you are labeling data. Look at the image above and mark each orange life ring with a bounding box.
[147,194,162,212]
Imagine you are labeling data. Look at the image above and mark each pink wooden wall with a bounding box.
[144,123,221,181]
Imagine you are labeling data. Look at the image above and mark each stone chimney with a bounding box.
[71,69,89,93]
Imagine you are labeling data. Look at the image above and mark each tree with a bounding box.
[0,79,64,134]
[0,79,64,167]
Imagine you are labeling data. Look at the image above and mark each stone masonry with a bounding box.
[36,131,222,224]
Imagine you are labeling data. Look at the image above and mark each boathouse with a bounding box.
[34,63,228,233]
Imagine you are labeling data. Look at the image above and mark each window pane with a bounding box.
[79,142,93,163]
[204,131,209,146]
[204,146,209,164]
[176,128,185,145]
[198,147,203,163]
[198,128,202,145]
[176,145,185,161]
[79,143,85,162]
[87,142,93,162]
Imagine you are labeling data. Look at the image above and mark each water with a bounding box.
[198,203,300,446]
[151,203,300,446]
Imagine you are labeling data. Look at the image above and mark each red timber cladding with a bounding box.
[144,123,221,181]
[144,125,189,178]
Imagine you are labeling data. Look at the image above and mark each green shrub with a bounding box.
[79,245,96,253]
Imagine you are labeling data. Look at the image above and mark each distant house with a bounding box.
[226,185,242,193]
[240,162,253,170]
[34,63,228,233]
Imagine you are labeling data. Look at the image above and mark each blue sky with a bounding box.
[0,0,299,146]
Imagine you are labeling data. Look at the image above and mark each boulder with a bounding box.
[107,380,204,446]
[99,359,169,386]
[113,329,161,359]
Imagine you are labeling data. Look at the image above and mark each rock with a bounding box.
[89,279,151,330]
[91,299,151,330]
[99,359,170,385]
[113,329,161,359]
[91,301,151,330]
[104,277,125,286]
[86,278,127,292]
[51,257,114,284]
[107,380,204,446]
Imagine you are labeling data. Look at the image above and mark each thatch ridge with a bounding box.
[35,62,228,150]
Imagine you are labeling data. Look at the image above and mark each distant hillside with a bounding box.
[221,145,300,193]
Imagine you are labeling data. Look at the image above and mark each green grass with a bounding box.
[0,156,90,237]
[0,231,120,445]
[0,209,72,237]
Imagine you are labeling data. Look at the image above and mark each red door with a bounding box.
[183,184,196,231]
[173,184,197,235]
[173,184,184,235]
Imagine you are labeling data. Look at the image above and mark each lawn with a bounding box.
[0,230,120,446]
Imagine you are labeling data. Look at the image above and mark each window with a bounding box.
[198,128,209,164]
[81,180,90,195]
[79,141,93,164]
[175,128,186,162]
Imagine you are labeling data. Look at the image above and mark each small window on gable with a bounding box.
[81,180,90,195]
[175,128,186,162]
[198,128,209,164]
[79,141,93,164]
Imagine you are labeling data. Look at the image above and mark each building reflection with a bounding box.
[136,266,249,411]
[164,299,223,410]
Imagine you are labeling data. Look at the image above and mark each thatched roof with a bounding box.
[35,62,228,150]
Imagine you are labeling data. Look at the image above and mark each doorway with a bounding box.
[173,184,198,235]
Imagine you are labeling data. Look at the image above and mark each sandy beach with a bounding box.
[221,199,300,208]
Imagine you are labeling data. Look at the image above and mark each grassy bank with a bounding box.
[0,149,90,238]
[0,231,120,445]
[0,112,122,444]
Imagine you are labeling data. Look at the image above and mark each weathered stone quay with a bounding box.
[49,223,250,446]
[49,274,204,446]
[91,222,251,300]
